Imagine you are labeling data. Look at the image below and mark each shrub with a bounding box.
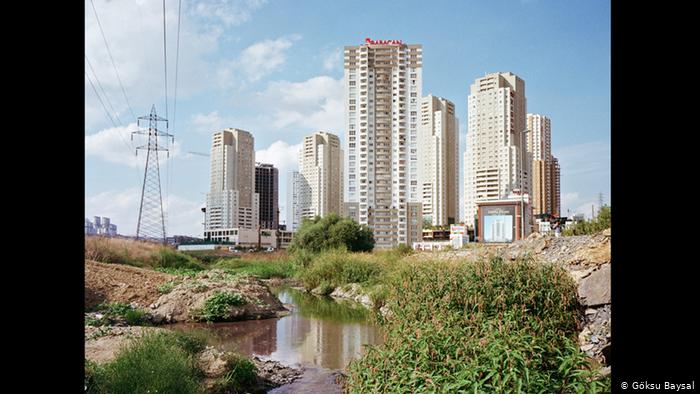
[345,257,608,392]
[210,353,258,394]
[88,302,148,326]
[200,291,247,322]
[89,332,202,394]
[157,248,204,270]
[297,250,384,291]
[289,214,375,253]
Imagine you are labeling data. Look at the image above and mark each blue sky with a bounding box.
[85,0,610,236]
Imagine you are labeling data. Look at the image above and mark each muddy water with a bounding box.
[168,287,384,392]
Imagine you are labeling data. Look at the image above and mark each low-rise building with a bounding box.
[476,196,532,243]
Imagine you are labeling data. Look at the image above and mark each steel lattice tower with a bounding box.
[132,105,173,243]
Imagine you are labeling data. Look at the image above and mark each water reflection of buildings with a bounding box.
[170,290,383,371]
[274,311,381,370]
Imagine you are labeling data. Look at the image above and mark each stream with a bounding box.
[168,286,384,393]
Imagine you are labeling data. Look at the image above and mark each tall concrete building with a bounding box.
[255,163,279,230]
[526,114,552,216]
[551,157,561,217]
[343,38,423,248]
[204,128,259,240]
[297,132,343,221]
[286,171,302,232]
[419,95,459,226]
[526,114,562,218]
[464,72,530,228]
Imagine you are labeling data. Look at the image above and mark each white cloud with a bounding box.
[85,0,265,130]
[86,123,182,168]
[192,0,267,27]
[86,187,204,236]
[253,75,344,133]
[235,36,300,82]
[191,111,224,133]
[322,48,342,71]
[256,140,301,172]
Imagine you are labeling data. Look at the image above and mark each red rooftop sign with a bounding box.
[365,38,403,45]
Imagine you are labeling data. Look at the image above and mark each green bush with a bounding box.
[200,291,247,322]
[297,250,384,291]
[345,257,608,392]
[563,205,611,236]
[87,302,148,326]
[88,332,203,394]
[289,214,374,253]
[156,248,204,270]
[210,353,258,394]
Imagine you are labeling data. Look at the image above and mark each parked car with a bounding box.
[265,247,275,252]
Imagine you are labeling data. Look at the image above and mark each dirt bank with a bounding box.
[150,270,287,323]
[85,260,174,310]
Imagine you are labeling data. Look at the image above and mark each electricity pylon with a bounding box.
[132,105,173,243]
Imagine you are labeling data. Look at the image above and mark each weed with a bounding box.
[158,281,179,294]
[200,291,247,322]
[88,332,203,394]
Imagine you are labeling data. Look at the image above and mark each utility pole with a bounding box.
[132,105,173,243]
[598,192,604,212]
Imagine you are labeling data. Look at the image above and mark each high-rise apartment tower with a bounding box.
[255,163,279,229]
[298,132,344,221]
[419,95,459,226]
[343,38,423,248]
[464,72,530,227]
[204,128,259,238]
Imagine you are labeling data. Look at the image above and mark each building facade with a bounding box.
[255,163,279,230]
[551,157,561,217]
[419,95,459,226]
[464,72,531,228]
[205,129,259,241]
[343,38,423,248]
[85,216,117,236]
[526,114,552,216]
[286,171,302,232]
[297,132,344,221]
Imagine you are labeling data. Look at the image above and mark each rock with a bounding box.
[580,344,595,352]
[590,335,599,344]
[602,228,611,237]
[585,308,597,315]
[578,264,611,306]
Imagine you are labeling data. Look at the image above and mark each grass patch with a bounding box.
[87,331,203,394]
[158,280,179,294]
[87,302,149,326]
[296,249,387,292]
[345,257,609,392]
[212,258,299,279]
[200,291,247,322]
[155,267,202,278]
[210,353,258,394]
[85,236,204,270]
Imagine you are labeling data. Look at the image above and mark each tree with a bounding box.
[289,213,375,253]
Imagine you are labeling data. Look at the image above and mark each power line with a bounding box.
[85,71,134,156]
[89,0,137,121]
[172,0,182,130]
[85,71,117,128]
[162,0,169,123]
[85,54,123,127]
